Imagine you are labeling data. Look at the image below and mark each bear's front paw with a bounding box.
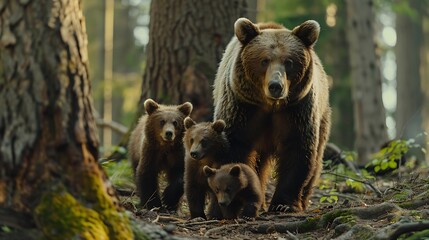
[269,204,290,212]
[240,215,256,221]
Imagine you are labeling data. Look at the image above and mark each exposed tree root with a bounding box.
[251,202,403,234]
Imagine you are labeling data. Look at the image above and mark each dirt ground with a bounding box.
[119,164,429,240]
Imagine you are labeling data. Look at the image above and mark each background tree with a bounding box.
[346,0,388,164]
[0,0,132,238]
[110,0,250,160]
[395,0,429,162]
[395,0,424,141]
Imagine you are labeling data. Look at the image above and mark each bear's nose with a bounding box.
[190,151,199,159]
[218,201,228,207]
[165,131,173,140]
[268,81,283,98]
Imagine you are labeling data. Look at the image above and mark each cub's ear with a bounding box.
[177,102,193,116]
[292,20,320,48]
[144,99,159,115]
[212,119,226,133]
[229,165,241,177]
[184,117,196,130]
[235,18,260,45]
[203,166,216,177]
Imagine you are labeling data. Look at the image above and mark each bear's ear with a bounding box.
[292,20,320,48]
[203,166,216,177]
[229,165,241,177]
[235,18,260,45]
[212,119,226,133]
[184,117,196,129]
[177,102,193,116]
[144,99,159,115]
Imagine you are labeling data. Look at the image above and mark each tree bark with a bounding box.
[345,0,389,164]
[109,0,250,160]
[395,0,424,140]
[0,0,132,238]
[422,14,429,163]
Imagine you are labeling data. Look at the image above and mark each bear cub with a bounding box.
[203,163,263,220]
[183,117,230,219]
[128,99,192,211]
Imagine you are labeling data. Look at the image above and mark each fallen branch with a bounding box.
[323,171,383,198]
[95,118,128,135]
[179,219,220,227]
[204,223,241,238]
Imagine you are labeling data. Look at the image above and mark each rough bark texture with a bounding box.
[345,0,388,164]
[141,0,248,120]
[395,0,423,140]
[0,0,132,238]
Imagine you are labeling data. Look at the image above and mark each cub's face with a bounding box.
[143,99,193,144]
[235,18,320,105]
[184,117,227,160]
[152,111,184,143]
[204,165,243,207]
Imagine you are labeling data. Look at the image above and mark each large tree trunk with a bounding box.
[345,0,388,164]
[109,0,249,160]
[140,0,248,119]
[396,0,426,161]
[0,1,132,238]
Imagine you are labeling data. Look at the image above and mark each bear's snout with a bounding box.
[268,80,283,99]
[218,197,231,207]
[162,125,176,142]
[165,130,173,140]
[190,151,199,159]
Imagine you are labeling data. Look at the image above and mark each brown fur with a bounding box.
[183,117,230,219]
[213,18,331,212]
[204,163,263,219]
[128,99,192,210]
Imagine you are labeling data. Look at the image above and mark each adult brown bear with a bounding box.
[213,18,331,212]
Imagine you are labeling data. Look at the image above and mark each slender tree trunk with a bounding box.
[422,15,429,163]
[345,0,388,164]
[0,1,132,238]
[395,0,423,140]
[109,0,250,160]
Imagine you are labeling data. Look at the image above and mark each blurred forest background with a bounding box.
[83,0,428,164]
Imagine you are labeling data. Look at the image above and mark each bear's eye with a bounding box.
[261,58,270,67]
[200,139,207,148]
[190,138,194,144]
[225,187,230,193]
[160,120,166,126]
[172,120,178,127]
[285,59,294,71]
[215,188,219,194]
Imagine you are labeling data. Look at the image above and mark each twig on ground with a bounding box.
[204,224,241,238]
[323,171,383,198]
[179,220,220,227]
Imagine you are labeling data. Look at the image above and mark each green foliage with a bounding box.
[366,134,426,173]
[101,158,135,189]
[0,226,11,233]
[319,188,339,204]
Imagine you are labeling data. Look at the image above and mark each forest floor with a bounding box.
[105,158,429,240]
